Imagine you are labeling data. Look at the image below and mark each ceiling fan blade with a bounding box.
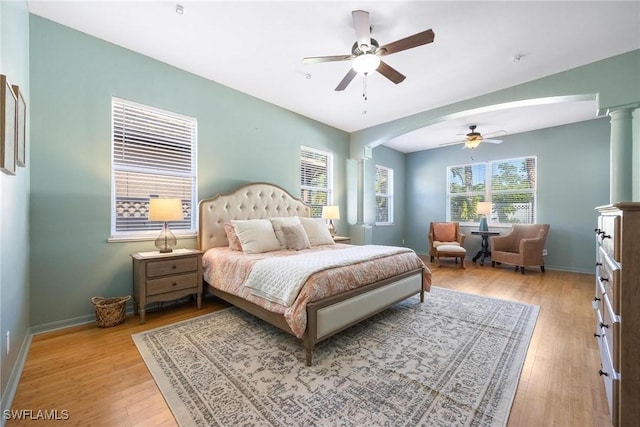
[335,68,357,91]
[303,54,353,64]
[376,60,406,84]
[379,29,435,56]
[483,139,503,144]
[352,10,371,51]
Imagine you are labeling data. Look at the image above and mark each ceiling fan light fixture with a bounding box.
[464,139,482,149]
[352,53,380,75]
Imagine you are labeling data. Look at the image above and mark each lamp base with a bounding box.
[478,217,489,232]
[155,222,177,253]
[328,220,336,237]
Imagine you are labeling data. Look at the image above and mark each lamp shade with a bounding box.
[352,54,381,75]
[477,202,492,216]
[321,205,340,220]
[149,198,184,222]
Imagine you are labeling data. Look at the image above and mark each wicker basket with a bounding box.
[91,296,131,328]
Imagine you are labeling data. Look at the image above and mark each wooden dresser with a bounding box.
[594,203,640,427]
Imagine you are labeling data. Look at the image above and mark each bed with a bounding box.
[197,182,431,365]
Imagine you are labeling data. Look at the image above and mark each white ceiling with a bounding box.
[27,1,640,152]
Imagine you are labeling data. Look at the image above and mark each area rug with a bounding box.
[132,287,539,427]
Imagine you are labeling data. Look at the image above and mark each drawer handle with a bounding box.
[594,228,600,234]
[595,262,602,267]
[172,282,177,286]
[172,265,177,269]
[601,234,611,240]
[599,369,609,377]
[599,277,609,283]
[594,333,601,338]
[599,322,609,329]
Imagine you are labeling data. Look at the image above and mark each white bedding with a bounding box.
[243,245,413,306]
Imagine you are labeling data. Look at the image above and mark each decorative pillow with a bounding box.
[270,216,302,249]
[299,217,335,246]
[281,224,311,250]
[231,219,281,254]
[224,223,242,251]
[433,223,456,242]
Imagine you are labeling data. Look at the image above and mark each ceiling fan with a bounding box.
[302,10,435,92]
[440,125,506,149]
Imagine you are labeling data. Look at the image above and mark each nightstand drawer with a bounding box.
[147,272,198,295]
[147,257,198,277]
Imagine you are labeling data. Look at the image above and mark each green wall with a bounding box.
[370,145,406,247]
[405,118,610,273]
[0,0,30,415]
[29,15,349,328]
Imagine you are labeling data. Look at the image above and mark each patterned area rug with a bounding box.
[133,287,539,427]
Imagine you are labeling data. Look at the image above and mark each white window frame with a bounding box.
[300,146,333,218]
[375,164,394,225]
[446,156,537,227]
[110,98,197,240]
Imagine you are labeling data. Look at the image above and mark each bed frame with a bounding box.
[198,182,425,365]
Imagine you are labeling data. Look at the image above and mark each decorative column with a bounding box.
[609,108,634,203]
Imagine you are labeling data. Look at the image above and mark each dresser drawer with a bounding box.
[596,328,619,423]
[147,257,198,278]
[147,272,199,295]
[598,214,620,261]
[598,246,621,313]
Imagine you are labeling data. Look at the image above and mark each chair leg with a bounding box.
[540,265,545,273]
[520,266,525,274]
[491,261,495,267]
[460,256,465,269]
[430,256,434,263]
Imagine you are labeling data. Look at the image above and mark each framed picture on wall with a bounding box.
[12,84,26,167]
[0,74,17,175]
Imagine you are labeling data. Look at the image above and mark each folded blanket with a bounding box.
[244,245,413,306]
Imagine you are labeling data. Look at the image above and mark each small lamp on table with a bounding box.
[477,202,491,232]
[149,198,184,253]
[321,205,340,237]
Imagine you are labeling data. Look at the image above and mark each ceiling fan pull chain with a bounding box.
[362,74,368,100]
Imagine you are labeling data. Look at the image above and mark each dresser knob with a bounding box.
[172,265,177,269]
[172,282,177,286]
[599,369,609,377]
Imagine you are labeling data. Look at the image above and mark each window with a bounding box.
[447,156,536,225]
[111,98,197,238]
[375,165,394,224]
[300,146,333,217]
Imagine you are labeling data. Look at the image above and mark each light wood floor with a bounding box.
[7,260,610,427]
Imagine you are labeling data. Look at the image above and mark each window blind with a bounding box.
[375,165,394,224]
[111,98,197,236]
[300,146,333,217]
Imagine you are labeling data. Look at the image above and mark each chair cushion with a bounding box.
[437,244,467,254]
[433,223,456,242]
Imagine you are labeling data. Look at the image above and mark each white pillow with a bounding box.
[231,219,281,254]
[299,217,335,246]
[270,216,302,248]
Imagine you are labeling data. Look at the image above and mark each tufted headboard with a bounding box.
[197,182,311,251]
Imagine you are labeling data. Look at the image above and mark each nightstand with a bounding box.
[333,236,351,244]
[131,248,203,323]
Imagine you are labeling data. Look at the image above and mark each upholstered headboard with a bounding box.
[197,182,311,251]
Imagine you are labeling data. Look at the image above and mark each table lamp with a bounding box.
[321,205,340,237]
[477,202,491,232]
[149,198,184,253]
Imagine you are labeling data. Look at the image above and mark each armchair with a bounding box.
[428,222,465,263]
[490,224,550,274]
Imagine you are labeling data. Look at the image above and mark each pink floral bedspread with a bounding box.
[202,244,431,338]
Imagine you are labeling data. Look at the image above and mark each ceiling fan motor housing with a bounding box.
[352,39,380,56]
